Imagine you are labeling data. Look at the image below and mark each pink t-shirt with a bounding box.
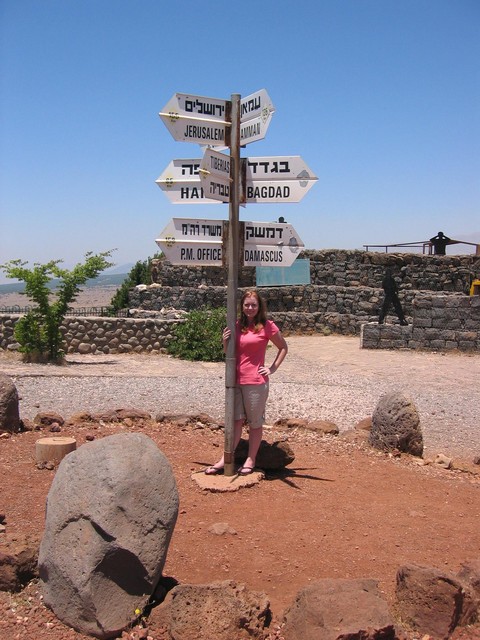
[236,319,279,385]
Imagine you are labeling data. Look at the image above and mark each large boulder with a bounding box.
[153,581,271,640]
[369,391,423,456]
[38,433,179,639]
[0,374,21,433]
[282,578,396,640]
[395,564,479,639]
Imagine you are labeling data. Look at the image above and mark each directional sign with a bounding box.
[239,89,275,145]
[162,93,228,121]
[198,149,231,203]
[159,93,230,145]
[158,90,275,147]
[243,221,304,267]
[244,221,303,247]
[156,155,317,204]
[155,159,222,204]
[243,155,318,203]
[241,89,275,122]
[155,218,224,265]
[155,218,303,267]
[244,156,316,181]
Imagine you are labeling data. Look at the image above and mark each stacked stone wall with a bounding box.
[1,250,479,354]
[361,294,480,351]
[151,249,479,294]
[0,316,179,355]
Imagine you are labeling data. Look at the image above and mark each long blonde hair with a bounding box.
[239,290,267,333]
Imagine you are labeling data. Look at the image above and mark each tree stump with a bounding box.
[35,437,77,465]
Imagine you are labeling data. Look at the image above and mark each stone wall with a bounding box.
[1,250,479,354]
[151,249,479,293]
[361,293,480,351]
[129,284,417,336]
[0,316,179,355]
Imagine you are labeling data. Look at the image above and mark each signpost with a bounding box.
[156,88,317,477]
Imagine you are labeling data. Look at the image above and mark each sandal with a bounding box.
[204,465,224,475]
[239,466,255,476]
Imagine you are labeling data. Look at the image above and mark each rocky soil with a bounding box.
[1,286,479,639]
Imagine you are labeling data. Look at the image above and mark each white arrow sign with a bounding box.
[159,89,275,146]
[159,93,230,145]
[155,218,303,266]
[156,155,317,204]
[243,155,318,203]
[245,156,316,181]
[244,179,317,203]
[155,159,222,204]
[241,89,275,122]
[198,149,232,203]
[243,221,304,267]
[161,93,228,121]
[155,218,224,265]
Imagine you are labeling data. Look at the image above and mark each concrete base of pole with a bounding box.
[192,469,264,492]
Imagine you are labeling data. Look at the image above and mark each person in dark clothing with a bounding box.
[378,268,408,325]
[429,231,451,255]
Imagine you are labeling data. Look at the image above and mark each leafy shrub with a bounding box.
[167,307,226,362]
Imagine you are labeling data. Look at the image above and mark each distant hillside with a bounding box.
[0,272,128,294]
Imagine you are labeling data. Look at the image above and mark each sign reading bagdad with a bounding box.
[156,218,305,267]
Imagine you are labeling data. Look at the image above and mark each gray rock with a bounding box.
[283,578,396,640]
[369,391,423,456]
[395,564,479,638]
[38,433,179,639]
[0,374,20,433]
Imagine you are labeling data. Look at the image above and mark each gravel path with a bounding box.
[2,335,479,461]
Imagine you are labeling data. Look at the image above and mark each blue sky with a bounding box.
[1,0,479,281]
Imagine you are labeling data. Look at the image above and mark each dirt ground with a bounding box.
[1,416,480,639]
[1,287,480,639]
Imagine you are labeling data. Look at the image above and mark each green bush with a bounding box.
[167,307,226,362]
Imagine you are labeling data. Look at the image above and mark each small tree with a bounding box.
[1,251,114,363]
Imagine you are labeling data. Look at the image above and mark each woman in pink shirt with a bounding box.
[205,290,288,476]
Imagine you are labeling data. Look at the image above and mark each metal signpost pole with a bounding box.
[224,93,241,477]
